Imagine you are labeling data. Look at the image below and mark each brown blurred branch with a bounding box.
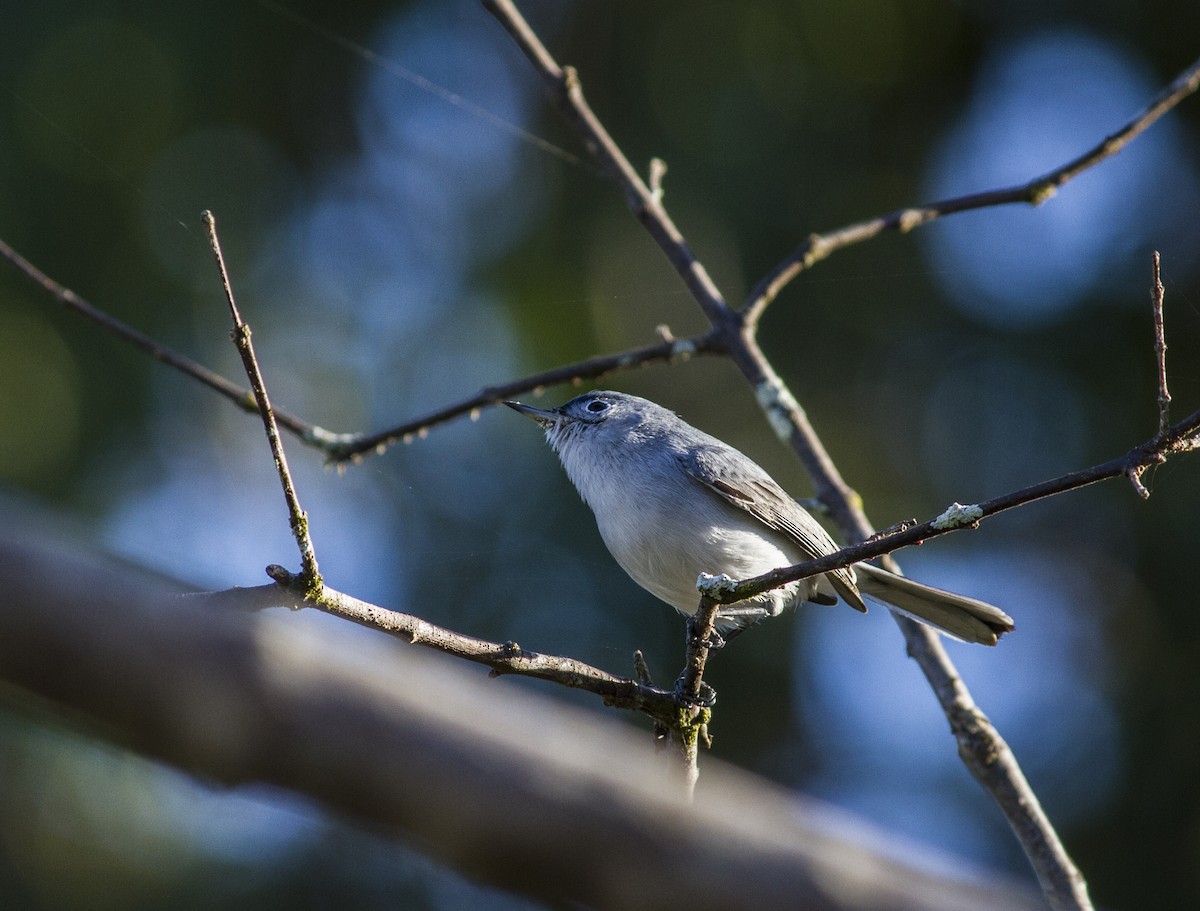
[0,529,1043,911]
[744,57,1200,324]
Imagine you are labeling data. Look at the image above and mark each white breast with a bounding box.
[555,432,810,616]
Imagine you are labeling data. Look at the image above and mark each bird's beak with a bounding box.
[504,400,563,426]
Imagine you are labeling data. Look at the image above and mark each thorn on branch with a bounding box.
[1126,466,1152,500]
[648,157,668,203]
[633,649,655,686]
[561,64,580,95]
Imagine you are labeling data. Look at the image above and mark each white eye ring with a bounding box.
[586,399,609,413]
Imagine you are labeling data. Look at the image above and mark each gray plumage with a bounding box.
[507,391,1013,646]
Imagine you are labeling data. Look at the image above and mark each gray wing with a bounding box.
[676,444,867,612]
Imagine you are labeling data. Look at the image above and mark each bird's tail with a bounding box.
[854,563,1014,646]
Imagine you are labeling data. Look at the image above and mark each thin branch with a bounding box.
[744,56,1200,325]
[903,615,1093,910]
[1128,250,1173,498]
[701,405,1200,607]
[260,567,683,728]
[0,233,338,445]
[0,231,717,463]
[483,0,736,330]
[330,329,719,463]
[204,212,320,585]
[1151,251,1171,438]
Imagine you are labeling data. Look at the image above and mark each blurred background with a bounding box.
[2,0,1199,907]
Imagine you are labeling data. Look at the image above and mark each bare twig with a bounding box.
[0,230,718,464]
[701,405,1200,606]
[330,328,718,463]
[260,566,683,727]
[204,211,320,586]
[744,56,1200,324]
[1151,251,1171,438]
[483,0,735,329]
[0,233,340,445]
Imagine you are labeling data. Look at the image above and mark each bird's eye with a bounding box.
[586,399,609,414]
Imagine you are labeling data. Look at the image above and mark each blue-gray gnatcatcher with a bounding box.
[507,391,1013,645]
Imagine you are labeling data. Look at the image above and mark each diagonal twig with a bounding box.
[0,230,716,463]
[0,234,341,445]
[204,211,320,587]
[330,328,719,463]
[483,0,735,329]
[700,403,1200,606]
[743,57,1200,325]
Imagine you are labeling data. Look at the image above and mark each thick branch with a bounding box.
[744,56,1200,322]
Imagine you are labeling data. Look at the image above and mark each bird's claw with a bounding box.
[673,679,717,708]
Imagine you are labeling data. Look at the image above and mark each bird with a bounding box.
[506,390,1014,645]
